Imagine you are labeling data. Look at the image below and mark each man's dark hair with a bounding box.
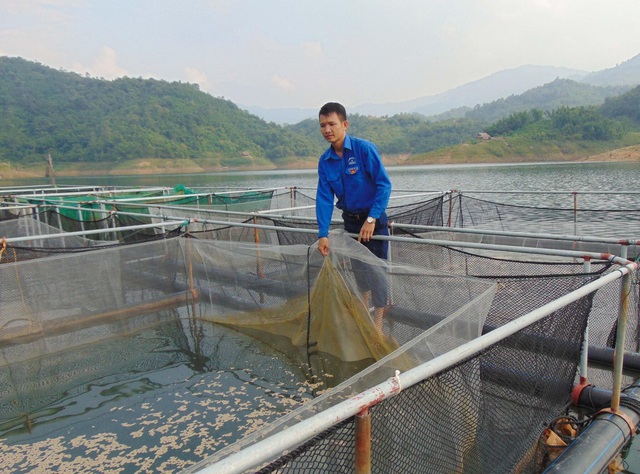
[319,102,347,121]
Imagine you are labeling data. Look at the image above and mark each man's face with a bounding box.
[319,112,348,146]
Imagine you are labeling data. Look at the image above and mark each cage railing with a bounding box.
[0,184,113,195]
[4,186,287,202]
[2,219,189,244]
[6,197,640,249]
[1,185,168,198]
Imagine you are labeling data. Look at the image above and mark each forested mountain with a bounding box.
[434,79,631,123]
[1,56,639,169]
[484,85,640,141]
[583,53,640,87]
[600,85,640,122]
[0,56,489,163]
[0,57,320,165]
[246,65,589,123]
[289,114,483,155]
[394,65,588,117]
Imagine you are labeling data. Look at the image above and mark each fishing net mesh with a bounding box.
[0,231,492,375]
[183,232,633,473]
[206,271,598,474]
[450,193,640,240]
[0,190,638,473]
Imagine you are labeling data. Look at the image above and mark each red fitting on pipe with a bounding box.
[597,407,637,438]
[571,380,591,406]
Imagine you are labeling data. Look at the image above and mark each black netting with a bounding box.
[387,196,444,228]
[255,420,355,474]
[0,211,18,222]
[258,288,593,474]
[450,194,640,239]
[0,243,104,263]
[269,196,444,246]
[587,268,640,351]
[22,208,184,243]
[378,239,635,357]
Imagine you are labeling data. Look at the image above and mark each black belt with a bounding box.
[343,210,369,220]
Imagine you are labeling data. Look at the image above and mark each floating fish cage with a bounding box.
[0,186,639,473]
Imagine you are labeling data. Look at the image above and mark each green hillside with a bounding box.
[434,79,630,123]
[1,56,639,177]
[409,86,640,165]
[290,113,483,156]
[0,57,321,168]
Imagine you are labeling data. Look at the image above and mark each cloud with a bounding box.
[0,0,88,67]
[2,0,86,19]
[272,75,294,91]
[73,46,128,79]
[301,42,323,60]
[2,0,639,109]
[185,67,209,88]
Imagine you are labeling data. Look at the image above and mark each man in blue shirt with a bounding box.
[315,102,392,330]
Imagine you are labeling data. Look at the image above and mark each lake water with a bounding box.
[5,160,640,196]
[5,160,640,213]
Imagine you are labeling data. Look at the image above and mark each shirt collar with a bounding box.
[323,134,352,160]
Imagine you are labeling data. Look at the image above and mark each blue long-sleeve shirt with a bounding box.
[316,134,392,238]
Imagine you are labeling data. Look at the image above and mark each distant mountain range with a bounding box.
[243,54,640,124]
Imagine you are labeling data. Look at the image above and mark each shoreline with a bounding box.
[1,146,639,181]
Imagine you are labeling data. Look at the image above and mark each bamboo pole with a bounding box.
[0,291,195,348]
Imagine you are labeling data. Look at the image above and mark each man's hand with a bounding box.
[318,237,330,256]
[359,220,376,242]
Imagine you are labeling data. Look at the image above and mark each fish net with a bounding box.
[450,193,640,240]
[0,228,497,472]
[1,189,639,473]
[182,227,633,473]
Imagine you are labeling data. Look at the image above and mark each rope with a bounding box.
[304,244,319,396]
[549,416,582,444]
[2,239,35,329]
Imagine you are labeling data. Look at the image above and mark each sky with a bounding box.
[1,0,639,111]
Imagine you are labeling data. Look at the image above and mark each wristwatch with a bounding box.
[366,217,375,224]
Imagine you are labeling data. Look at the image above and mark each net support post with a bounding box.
[578,258,591,385]
[611,269,633,411]
[572,191,578,236]
[355,407,371,474]
[77,202,86,233]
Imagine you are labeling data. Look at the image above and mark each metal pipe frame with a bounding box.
[2,206,635,263]
[6,186,288,202]
[8,199,639,251]
[2,195,639,472]
[2,219,188,244]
